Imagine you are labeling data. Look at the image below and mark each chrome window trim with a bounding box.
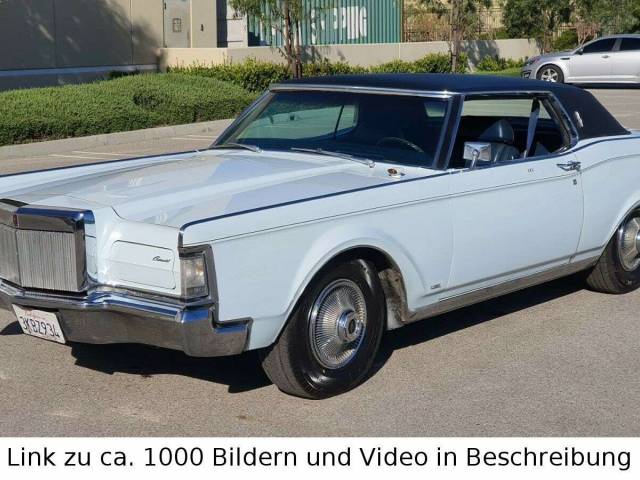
[212,90,272,148]
[269,83,455,99]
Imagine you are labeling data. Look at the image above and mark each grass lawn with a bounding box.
[475,67,522,78]
[0,73,257,147]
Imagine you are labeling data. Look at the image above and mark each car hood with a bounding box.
[7,150,433,228]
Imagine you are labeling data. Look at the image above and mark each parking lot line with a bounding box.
[73,151,129,157]
[49,154,110,160]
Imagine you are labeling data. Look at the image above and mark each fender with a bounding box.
[277,225,427,340]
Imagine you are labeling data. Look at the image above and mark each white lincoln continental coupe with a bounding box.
[1,74,639,398]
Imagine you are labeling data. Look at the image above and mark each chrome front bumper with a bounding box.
[0,281,249,357]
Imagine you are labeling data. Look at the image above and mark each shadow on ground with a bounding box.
[0,275,585,394]
[370,274,585,375]
[69,343,271,394]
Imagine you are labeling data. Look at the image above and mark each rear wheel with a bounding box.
[586,209,640,294]
[537,65,564,83]
[261,259,385,399]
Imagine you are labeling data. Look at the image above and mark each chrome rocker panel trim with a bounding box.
[407,256,600,323]
[0,281,249,358]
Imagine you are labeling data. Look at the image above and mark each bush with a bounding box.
[172,53,469,92]
[0,73,257,146]
[302,59,367,77]
[475,55,525,72]
[553,30,579,52]
[370,53,468,74]
[173,58,291,93]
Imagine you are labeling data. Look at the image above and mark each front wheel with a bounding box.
[586,209,640,294]
[537,64,564,83]
[261,259,385,399]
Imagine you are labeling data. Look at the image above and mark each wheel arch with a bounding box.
[278,239,419,343]
[607,197,640,247]
[536,62,568,82]
[318,246,411,331]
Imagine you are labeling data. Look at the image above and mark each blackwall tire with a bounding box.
[261,259,385,399]
[586,209,640,294]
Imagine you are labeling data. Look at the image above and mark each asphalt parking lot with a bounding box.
[1,88,640,436]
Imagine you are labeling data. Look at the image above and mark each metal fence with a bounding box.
[404,1,638,44]
[403,6,505,43]
[248,0,403,47]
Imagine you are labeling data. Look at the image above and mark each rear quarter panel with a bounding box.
[575,135,640,259]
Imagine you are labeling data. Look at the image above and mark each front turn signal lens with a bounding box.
[180,253,208,299]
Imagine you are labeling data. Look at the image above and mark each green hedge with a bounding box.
[475,67,522,77]
[172,54,468,92]
[0,73,257,146]
[475,55,525,72]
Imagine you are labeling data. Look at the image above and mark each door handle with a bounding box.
[602,54,610,59]
[557,160,581,171]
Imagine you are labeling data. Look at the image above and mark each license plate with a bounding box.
[13,305,66,344]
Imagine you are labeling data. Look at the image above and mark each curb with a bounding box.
[0,119,234,160]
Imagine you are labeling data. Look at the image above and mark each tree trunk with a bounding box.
[284,4,295,78]
[294,19,303,78]
[450,0,460,73]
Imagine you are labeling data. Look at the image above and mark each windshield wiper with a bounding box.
[291,148,375,168]
[211,142,262,153]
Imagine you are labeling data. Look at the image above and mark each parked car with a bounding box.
[521,34,640,84]
[1,74,639,399]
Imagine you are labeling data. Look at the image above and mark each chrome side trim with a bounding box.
[406,257,599,323]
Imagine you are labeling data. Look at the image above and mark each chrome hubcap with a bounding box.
[540,68,559,82]
[617,216,640,271]
[309,279,367,369]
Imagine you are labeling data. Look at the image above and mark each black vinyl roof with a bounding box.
[285,73,569,93]
[282,73,629,139]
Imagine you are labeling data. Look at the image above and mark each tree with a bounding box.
[230,0,304,78]
[421,0,492,72]
[572,0,640,41]
[503,0,571,52]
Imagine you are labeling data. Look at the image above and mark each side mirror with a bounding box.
[463,142,492,169]
[576,48,584,55]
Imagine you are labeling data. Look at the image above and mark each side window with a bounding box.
[620,37,640,51]
[450,96,569,169]
[582,38,616,54]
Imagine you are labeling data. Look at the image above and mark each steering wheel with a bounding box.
[376,137,425,153]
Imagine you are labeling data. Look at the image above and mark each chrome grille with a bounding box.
[0,224,20,284]
[16,230,80,291]
[0,201,91,293]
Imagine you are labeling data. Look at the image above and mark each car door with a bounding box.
[568,38,617,82]
[443,95,583,299]
[610,37,640,82]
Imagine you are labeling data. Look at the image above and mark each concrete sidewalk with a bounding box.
[0,118,234,176]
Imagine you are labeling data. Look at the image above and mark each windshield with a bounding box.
[216,91,450,167]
